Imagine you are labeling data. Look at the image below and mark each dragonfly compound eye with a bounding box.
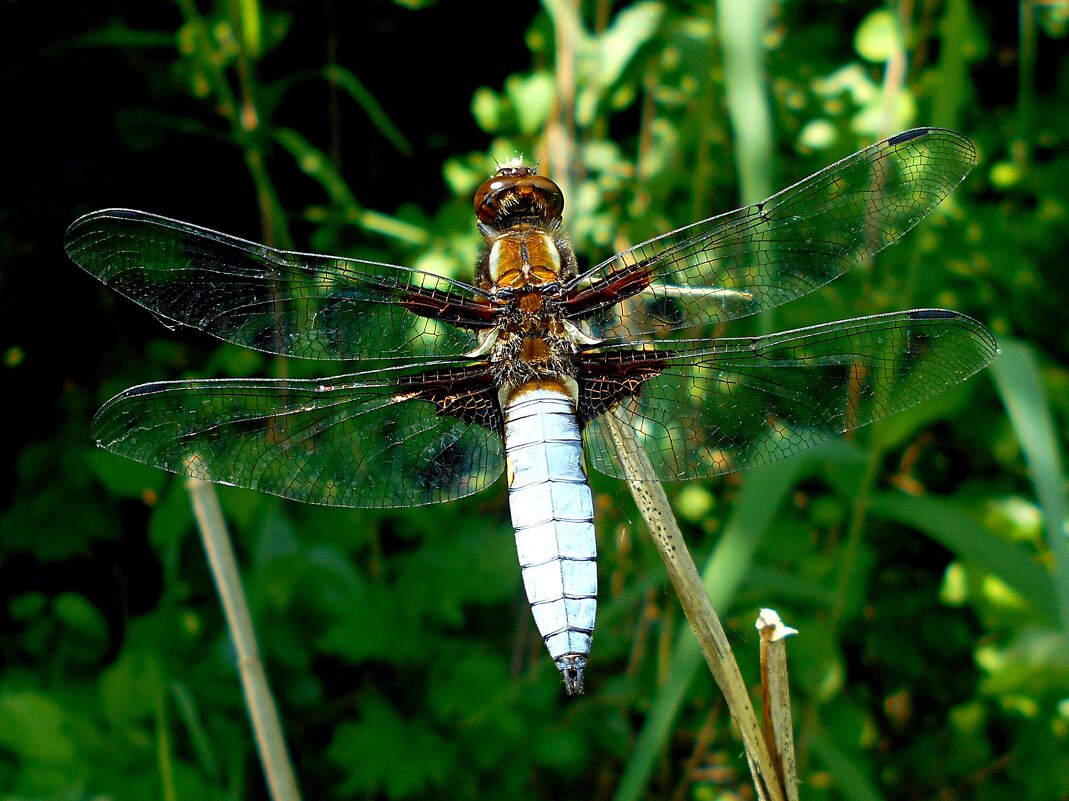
[474,167,564,227]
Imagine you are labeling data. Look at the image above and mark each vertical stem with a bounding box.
[546,0,582,193]
[1018,0,1037,154]
[323,0,344,170]
[715,0,775,339]
[605,412,786,801]
[757,610,799,801]
[878,0,910,137]
[796,445,881,771]
[155,688,178,801]
[188,477,303,801]
[169,4,301,797]
[931,0,972,131]
[715,0,774,205]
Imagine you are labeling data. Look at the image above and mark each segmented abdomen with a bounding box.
[503,384,597,695]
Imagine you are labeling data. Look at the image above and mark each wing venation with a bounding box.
[93,362,504,507]
[566,129,976,339]
[66,209,492,361]
[583,309,997,480]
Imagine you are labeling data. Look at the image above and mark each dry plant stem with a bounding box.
[187,477,303,801]
[605,411,785,801]
[878,0,910,138]
[758,611,799,801]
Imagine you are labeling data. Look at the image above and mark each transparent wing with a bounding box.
[66,209,494,361]
[582,310,998,480]
[93,362,504,507]
[565,129,976,338]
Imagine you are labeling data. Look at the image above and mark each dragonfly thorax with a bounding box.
[487,230,563,287]
[478,212,585,388]
[490,329,579,387]
[477,224,579,291]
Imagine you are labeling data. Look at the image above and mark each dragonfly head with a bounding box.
[474,165,564,231]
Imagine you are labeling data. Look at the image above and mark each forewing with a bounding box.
[92,362,504,507]
[566,129,976,338]
[66,209,493,360]
[583,310,998,481]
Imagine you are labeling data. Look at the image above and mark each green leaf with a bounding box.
[426,650,513,718]
[272,126,357,207]
[532,723,586,770]
[504,72,555,136]
[809,727,887,801]
[471,86,504,133]
[991,339,1069,634]
[316,580,427,663]
[148,480,195,555]
[870,379,980,453]
[868,492,1058,619]
[87,448,167,498]
[572,1,664,126]
[8,592,47,620]
[53,592,108,640]
[0,691,77,763]
[854,9,902,62]
[322,64,413,155]
[329,697,456,799]
[100,647,166,724]
[237,0,262,58]
[977,627,1069,697]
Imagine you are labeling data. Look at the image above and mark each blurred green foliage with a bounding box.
[2,1,1069,800]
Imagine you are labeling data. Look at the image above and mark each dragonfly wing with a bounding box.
[66,209,494,361]
[93,361,504,507]
[564,129,976,338]
[581,310,998,481]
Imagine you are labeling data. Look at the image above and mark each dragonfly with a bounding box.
[66,127,997,695]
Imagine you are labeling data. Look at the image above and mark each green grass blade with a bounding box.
[808,730,887,801]
[990,338,1069,633]
[322,64,413,156]
[868,492,1058,619]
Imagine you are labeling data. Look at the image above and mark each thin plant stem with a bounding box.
[715,0,774,205]
[545,0,581,195]
[167,2,303,794]
[715,0,774,332]
[757,610,799,801]
[606,411,787,801]
[173,6,308,797]
[878,0,910,137]
[1018,0,1037,152]
[796,443,881,772]
[155,687,178,801]
[188,477,303,801]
